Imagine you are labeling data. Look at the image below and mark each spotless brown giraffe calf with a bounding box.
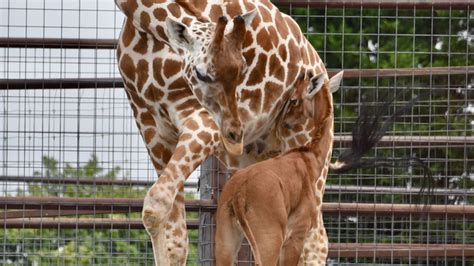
[115,0,331,264]
[215,71,343,266]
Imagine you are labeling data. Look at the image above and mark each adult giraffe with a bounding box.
[115,0,329,264]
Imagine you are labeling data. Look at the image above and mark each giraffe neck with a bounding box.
[296,86,334,183]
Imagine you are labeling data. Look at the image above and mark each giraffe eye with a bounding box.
[194,66,214,83]
[241,56,249,74]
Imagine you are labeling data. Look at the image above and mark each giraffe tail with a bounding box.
[232,192,262,265]
[329,92,434,201]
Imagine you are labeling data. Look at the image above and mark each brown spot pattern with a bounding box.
[151,143,166,159]
[162,148,172,163]
[240,89,262,113]
[168,78,188,90]
[136,59,149,90]
[122,19,136,47]
[163,59,182,78]
[176,99,200,111]
[140,109,156,126]
[120,0,138,17]
[174,145,186,159]
[197,132,212,144]
[144,128,156,144]
[262,82,282,112]
[186,120,199,131]
[189,140,202,154]
[173,228,183,237]
[140,12,151,30]
[152,58,166,86]
[256,27,273,51]
[127,86,149,108]
[153,8,167,21]
[144,84,164,102]
[168,88,189,102]
[209,5,223,21]
[275,12,289,39]
[119,54,136,82]
[246,53,266,86]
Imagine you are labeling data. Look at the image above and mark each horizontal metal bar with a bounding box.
[335,135,474,145]
[0,175,196,188]
[0,209,130,219]
[1,218,199,230]
[329,243,474,258]
[329,66,474,79]
[0,197,215,212]
[324,202,474,218]
[3,176,472,197]
[2,218,472,257]
[1,67,471,90]
[272,0,474,10]
[0,78,122,90]
[325,185,474,196]
[0,38,117,49]
[2,197,473,218]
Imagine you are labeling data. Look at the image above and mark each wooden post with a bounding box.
[198,156,257,264]
[199,156,230,265]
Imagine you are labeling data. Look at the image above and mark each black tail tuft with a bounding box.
[331,92,434,203]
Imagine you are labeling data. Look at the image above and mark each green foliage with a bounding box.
[28,155,140,199]
[288,7,473,263]
[1,155,200,265]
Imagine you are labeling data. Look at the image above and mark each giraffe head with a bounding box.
[279,71,344,151]
[166,10,257,156]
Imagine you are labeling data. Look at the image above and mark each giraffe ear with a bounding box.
[307,73,325,99]
[329,70,344,93]
[240,9,257,27]
[166,17,194,51]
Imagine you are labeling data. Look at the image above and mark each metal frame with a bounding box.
[1,0,472,264]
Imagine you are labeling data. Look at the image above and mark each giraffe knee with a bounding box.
[142,208,161,235]
[142,190,174,233]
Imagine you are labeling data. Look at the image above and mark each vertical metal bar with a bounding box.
[444,5,453,265]
[426,5,435,265]
[198,157,223,265]
[374,3,382,264]
[461,6,470,266]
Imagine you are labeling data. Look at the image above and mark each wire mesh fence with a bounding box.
[1,0,473,265]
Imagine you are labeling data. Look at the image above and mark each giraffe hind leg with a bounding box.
[298,212,328,266]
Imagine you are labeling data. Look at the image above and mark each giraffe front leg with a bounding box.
[142,118,219,265]
[164,193,188,264]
